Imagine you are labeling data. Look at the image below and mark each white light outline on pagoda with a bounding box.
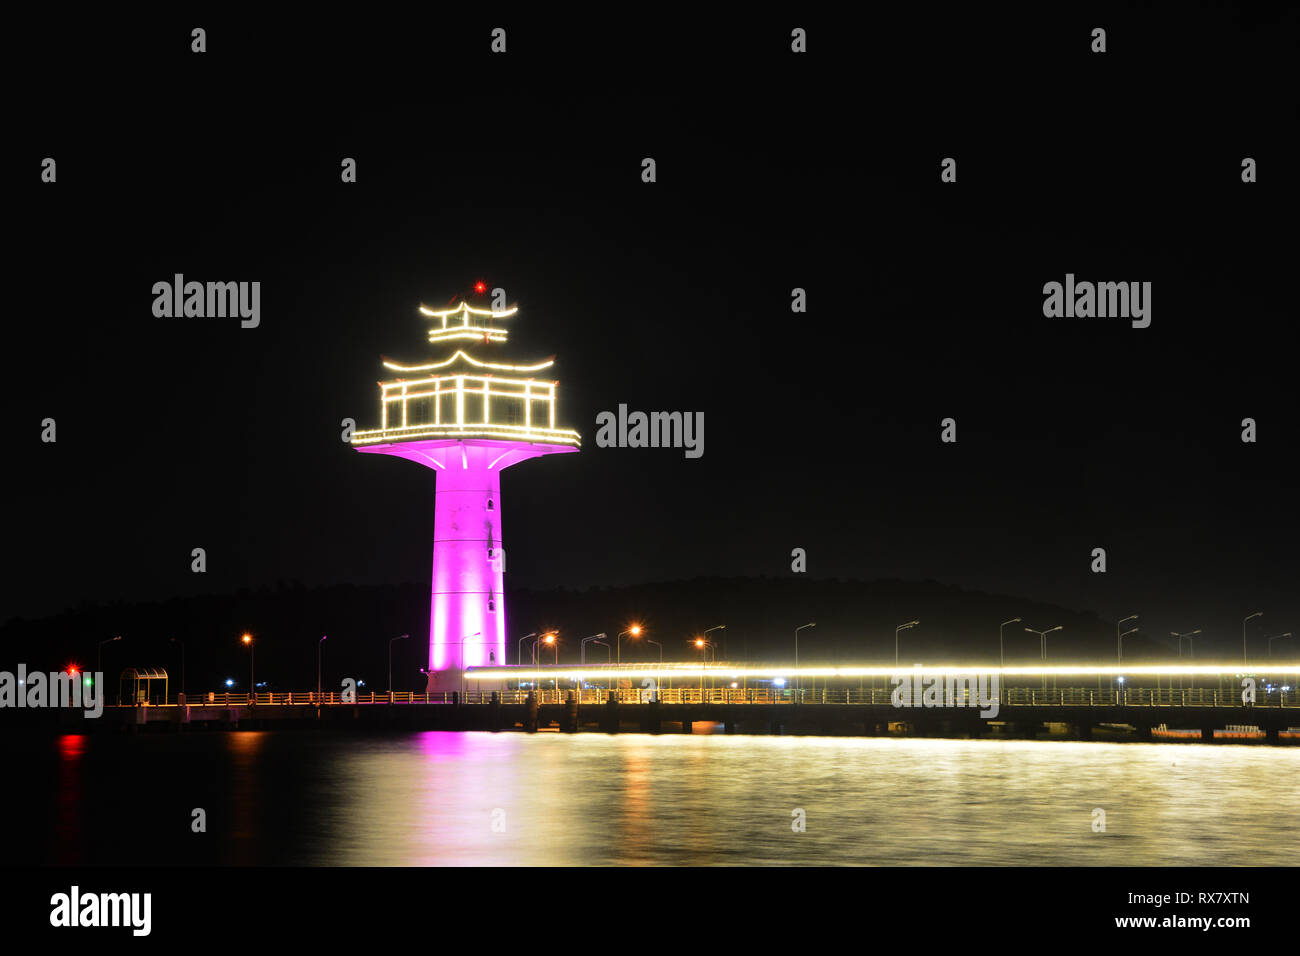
[418,303,519,319]
[419,303,519,346]
[364,371,576,445]
[382,352,555,373]
[427,329,509,344]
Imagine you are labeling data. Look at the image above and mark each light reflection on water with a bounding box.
[29,731,1300,865]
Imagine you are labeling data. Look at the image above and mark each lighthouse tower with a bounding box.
[352,286,579,692]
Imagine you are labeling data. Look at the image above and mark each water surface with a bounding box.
[9,731,1297,865]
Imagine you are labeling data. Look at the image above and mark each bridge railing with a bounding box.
[116,687,1293,709]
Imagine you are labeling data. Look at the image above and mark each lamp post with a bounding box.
[388,633,410,697]
[97,636,121,696]
[457,632,482,698]
[517,632,537,667]
[1171,629,1201,659]
[1119,627,1139,664]
[241,633,254,702]
[1243,611,1262,665]
[1266,633,1292,657]
[317,635,327,702]
[616,625,643,664]
[646,637,662,664]
[532,632,557,665]
[532,633,557,694]
[1024,625,1061,689]
[705,625,726,660]
[999,618,1021,668]
[1117,614,1138,664]
[169,637,184,701]
[694,638,715,700]
[894,621,917,668]
[582,633,608,665]
[795,622,815,697]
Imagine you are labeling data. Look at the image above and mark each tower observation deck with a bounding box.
[352,288,579,692]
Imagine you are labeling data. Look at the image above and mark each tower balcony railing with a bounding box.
[351,374,580,446]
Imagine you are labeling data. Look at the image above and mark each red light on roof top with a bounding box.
[473,281,487,294]
[68,665,79,675]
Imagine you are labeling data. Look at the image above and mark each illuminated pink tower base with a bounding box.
[351,291,581,694]
[357,438,575,691]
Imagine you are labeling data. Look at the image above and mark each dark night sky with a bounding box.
[7,10,1298,662]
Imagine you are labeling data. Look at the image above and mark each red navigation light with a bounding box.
[68,665,79,675]
[473,280,487,294]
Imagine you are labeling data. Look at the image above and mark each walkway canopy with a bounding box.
[119,667,169,704]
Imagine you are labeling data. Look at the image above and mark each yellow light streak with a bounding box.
[464,662,1300,681]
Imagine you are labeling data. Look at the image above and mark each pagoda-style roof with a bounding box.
[380,351,557,379]
[420,301,517,345]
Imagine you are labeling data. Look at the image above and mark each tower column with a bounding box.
[429,444,506,681]
[356,438,577,693]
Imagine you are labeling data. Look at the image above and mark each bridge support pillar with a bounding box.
[602,692,619,734]
[1201,727,1214,742]
[724,720,736,734]
[1135,724,1152,741]
[642,700,662,734]
[681,719,692,734]
[488,691,502,732]
[1265,726,1279,745]
[524,693,538,733]
[563,693,579,733]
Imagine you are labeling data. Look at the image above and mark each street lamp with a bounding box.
[1243,611,1262,664]
[1024,625,1062,661]
[645,636,662,664]
[534,633,558,694]
[694,638,715,700]
[999,618,1021,668]
[97,635,121,689]
[1267,633,1292,657]
[457,632,483,697]
[894,621,918,668]
[1117,614,1138,664]
[1119,627,1139,662]
[616,624,643,664]
[794,622,815,699]
[532,632,557,665]
[388,634,410,696]
[1171,629,1201,659]
[1025,625,1061,689]
[517,632,537,667]
[582,632,608,665]
[317,635,327,702]
[169,637,184,700]
[705,625,726,660]
[241,633,255,702]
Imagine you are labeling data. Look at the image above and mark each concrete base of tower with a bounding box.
[424,669,509,695]
[426,669,462,695]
